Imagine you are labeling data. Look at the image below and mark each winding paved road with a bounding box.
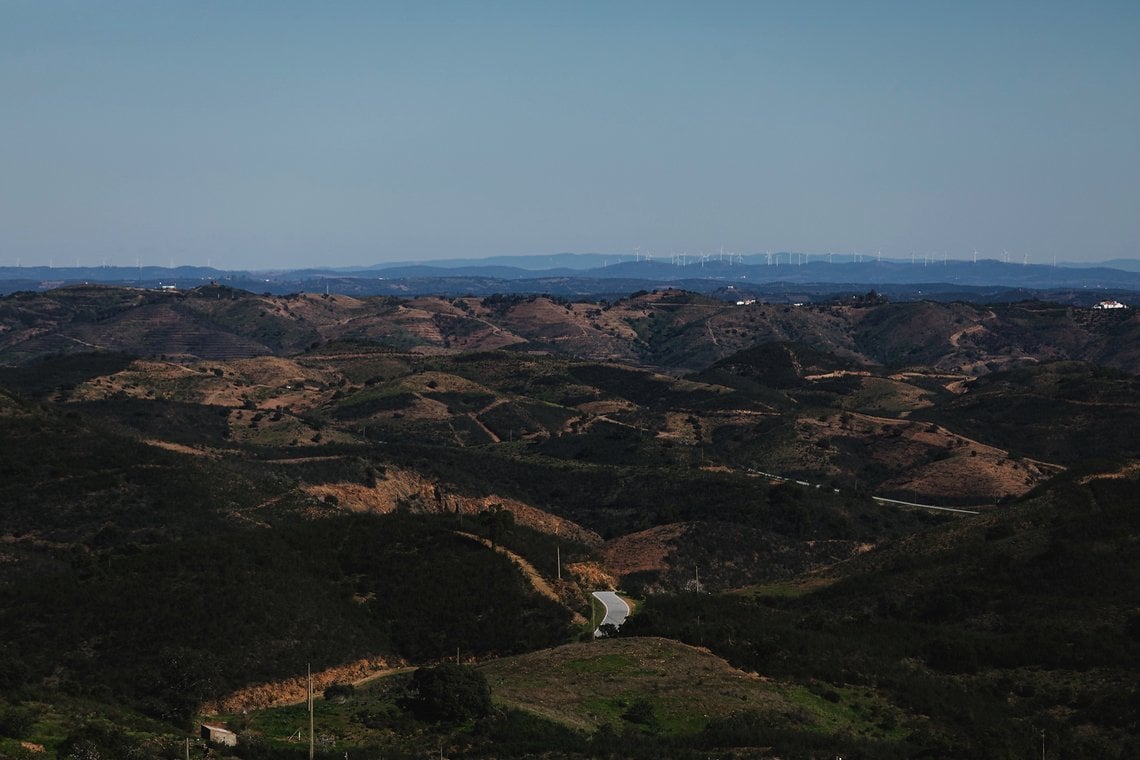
[747,468,981,515]
[592,591,630,637]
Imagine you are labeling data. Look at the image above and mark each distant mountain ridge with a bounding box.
[1,255,1139,302]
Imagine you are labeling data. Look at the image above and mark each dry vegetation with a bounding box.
[300,466,603,547]
[602,524,688,580]
[202,657,405,714]
[479,637,779,732]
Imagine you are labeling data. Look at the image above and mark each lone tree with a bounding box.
[411,664,492,722]
[479,506,514,548]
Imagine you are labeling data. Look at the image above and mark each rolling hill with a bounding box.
[0,283,1136,758]
[2,285,1138,375]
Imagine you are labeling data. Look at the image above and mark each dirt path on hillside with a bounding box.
[1078,460,1140,484]
[705,320,719,346]
[948,324,987,347]
[948,309,998,347]
[842,410,1063,470]
[455,531,588,625]
[142,439,219,457]
[467,398,508,442]
[202,658,405,713]
[802,370,871,381]
[227,494,289,528]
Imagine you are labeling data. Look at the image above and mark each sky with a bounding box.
[1,1,1138,270]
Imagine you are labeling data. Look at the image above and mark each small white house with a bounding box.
[200,724,238,747]
[1092,300,1127,310]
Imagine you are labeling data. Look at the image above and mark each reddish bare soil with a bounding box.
[202,657,402,713]
[602,523,687,579]
[301,467,603,547]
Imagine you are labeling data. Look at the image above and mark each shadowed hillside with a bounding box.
[623,467,1140,758]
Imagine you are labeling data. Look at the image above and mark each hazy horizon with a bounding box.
[2,1,1138,270]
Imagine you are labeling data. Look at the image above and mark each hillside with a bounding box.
[914,360,1140,462]
[623,466,1140,758]
[481,635,915,750]
[188,636,926,758]
[0,284,1137,758]
[3,286,1138,375]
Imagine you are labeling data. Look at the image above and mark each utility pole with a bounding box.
[556,545,561,582]
[308,664,314,760]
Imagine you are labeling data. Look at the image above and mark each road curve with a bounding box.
[592,591,630,637]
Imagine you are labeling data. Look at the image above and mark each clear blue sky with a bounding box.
[2,1,1137,269]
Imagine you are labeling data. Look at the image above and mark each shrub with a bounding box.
[411,664,492,722]
[323,682,354,703]
[622,698,657,728]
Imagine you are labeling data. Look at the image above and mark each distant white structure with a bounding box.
[1092,300,1127,310]
[200,724,238,747]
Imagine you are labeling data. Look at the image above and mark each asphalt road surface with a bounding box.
[592,591,630,637]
